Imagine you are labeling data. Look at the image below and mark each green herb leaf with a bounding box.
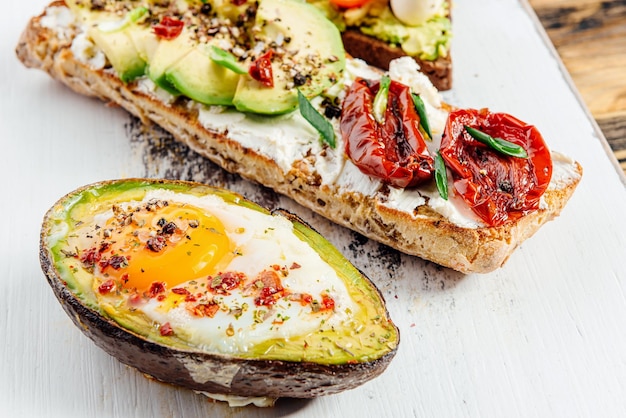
[411,93,432,140]
[209,46,248,75]
[298,90,336,149]
[373,75,391,123]
[434,151,449,200]
[464,126,529,158]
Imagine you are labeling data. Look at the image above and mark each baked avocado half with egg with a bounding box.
[39,179,399,405]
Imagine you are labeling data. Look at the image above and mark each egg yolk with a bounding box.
[99,203,232,291]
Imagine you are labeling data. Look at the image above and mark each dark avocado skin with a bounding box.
[39,179,399,399]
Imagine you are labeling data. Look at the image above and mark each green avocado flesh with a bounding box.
[165,41,240,106]
[231,0,346,114]
[71,0,346,115]
[42,179,398,365]
[307,0,452,61]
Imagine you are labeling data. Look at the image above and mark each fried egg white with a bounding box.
[69,189,357,355]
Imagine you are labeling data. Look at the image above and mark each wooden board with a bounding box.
[2,0,626,417]
[528,0,626,172]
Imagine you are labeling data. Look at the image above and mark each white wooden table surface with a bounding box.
[2,0,626,417]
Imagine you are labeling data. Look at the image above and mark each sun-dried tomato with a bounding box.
[153,16,185,40]
[341,78,434,188]
[439,108,553,226]
[248,50,274,88]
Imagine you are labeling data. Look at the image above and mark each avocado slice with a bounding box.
[40,179,399,401]
[165,42,241,106]
[78,8,148,83]
[147,29,195,94]
[127,25,160,64]
[232,0,346,115]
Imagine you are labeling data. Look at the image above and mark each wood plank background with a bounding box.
[528,0,626,173]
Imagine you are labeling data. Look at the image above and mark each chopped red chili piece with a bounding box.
[253,270,286,307]
[99,254,128,270]
[231,0,247,5]
[160,322,174,336]
[148,281,166,298]
[172,288,190,296]
[153,16,185,40]
[321,294,335,311]
[80,247,101,269]
[189,302,220,318]
[98,279,115,295]
[208,271,245,295]
[248,50,274,88]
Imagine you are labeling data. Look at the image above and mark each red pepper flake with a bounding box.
[80,247,101,269]
[248,50,274,88]
[253,270,287,307]
[189,302,220,318]
[148,281,166,298]
[172,288,190,296]
[153,16,184,40]
[208,271,245,295]
[290,262,301,270]
[99,255,128,271]
[157,294,166,302]
[160,322,174,336]
[321,293,335,311]
[146,235,167,252]
[288,293,312,306]
[98,242,111,253]
[98,279,116,295]
[231,0,247,5]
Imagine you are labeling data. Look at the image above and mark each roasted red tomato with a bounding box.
[249,50,274,88]
[341,78,434,188]
[153,16,185,40]
[439,108,553,226]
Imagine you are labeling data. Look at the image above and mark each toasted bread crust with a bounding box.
[341,29,452,91]
[16,7,582,273]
